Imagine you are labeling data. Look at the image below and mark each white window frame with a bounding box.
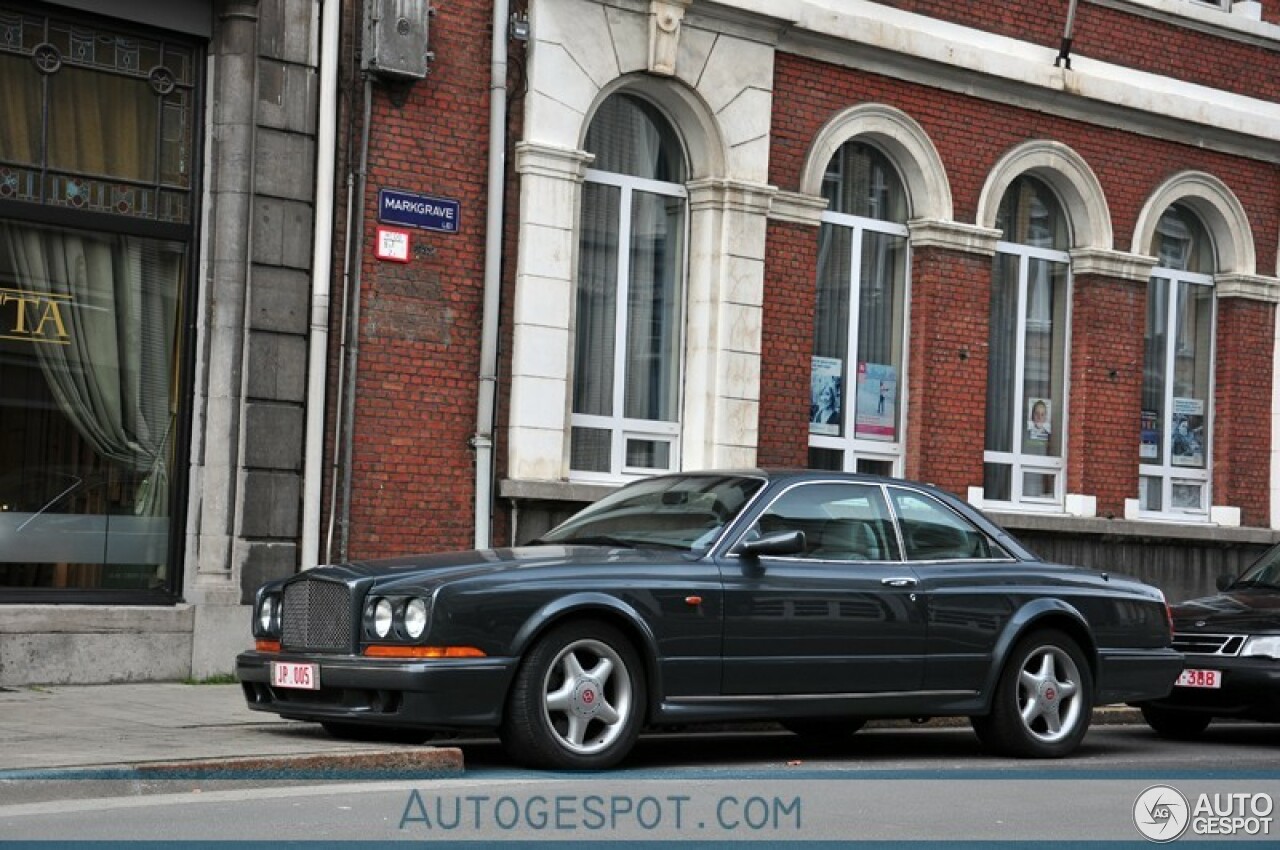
[983,240,1072,511]
[1137,267,1215,519]
[808,209,910,477]
[570,168,689,484]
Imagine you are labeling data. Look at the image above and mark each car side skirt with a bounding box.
[654,690,985,723]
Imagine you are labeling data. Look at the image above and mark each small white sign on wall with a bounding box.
[375,226,411,263]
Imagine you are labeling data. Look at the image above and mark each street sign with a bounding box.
[377,188,460,233]
[375,226,411,262]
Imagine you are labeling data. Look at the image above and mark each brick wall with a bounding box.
[867,1,1280,100]
[339,0,496,558]
[1214,297,1275,525]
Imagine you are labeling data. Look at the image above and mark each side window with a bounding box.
[751,482,900,562]
[889,488,1006,561]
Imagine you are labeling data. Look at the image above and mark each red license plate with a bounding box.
[1174,668,1221,689]
[272,661,320,690]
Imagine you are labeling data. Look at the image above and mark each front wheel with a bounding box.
[971,629,1093,758]
[1141,705,1212,739]
[500,620,646,770]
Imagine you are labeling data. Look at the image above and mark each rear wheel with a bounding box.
[971,629,1093,758]
[500,620,646,770]
[1141,705,1212,739]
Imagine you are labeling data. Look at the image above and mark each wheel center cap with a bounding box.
[571,678,602,718]
[1041,683,1058,704]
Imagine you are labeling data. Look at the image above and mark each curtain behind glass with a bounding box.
[986,253,1019,453]
[0,52,41,167]
[813,224,853,435]
[584,96,684,183]
[0,223,179,514]
[624,191,683,422]
[573,183,620,419]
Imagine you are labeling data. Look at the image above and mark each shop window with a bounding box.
[570,94,688,481]
[983,176,1070,509]
[1138,204,1215,518]
[808,142,909,476]
[0,6,198,599]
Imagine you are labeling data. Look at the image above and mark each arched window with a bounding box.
[1139,204,1215,516]
[984,176,1071,509]
[570,94,688,480]
[808,141,910,476]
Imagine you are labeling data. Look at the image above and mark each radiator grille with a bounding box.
[281,578,353,652]
[1172,632,1245,656]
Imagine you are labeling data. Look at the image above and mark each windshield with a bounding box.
[1232,544,1280,590]
[538,474,766,553]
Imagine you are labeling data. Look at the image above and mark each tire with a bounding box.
[1141,705,1212,739]
[500,619,646,770]
[971,629,1093,758]
[320,721,430,745]
[781,719,866,740]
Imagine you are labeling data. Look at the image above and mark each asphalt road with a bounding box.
[3,722,1279,843]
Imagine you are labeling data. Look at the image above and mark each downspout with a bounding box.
[337,75,374,562]
[473,0,511,550]
[301,0,342,569]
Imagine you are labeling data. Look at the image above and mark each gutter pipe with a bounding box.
[302,0,342,569]
[473,0,511,550]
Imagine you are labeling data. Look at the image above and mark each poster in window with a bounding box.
[1026,397,1051,443]
[1170,397,1205,467]
[809,356,842,435]
[854,362,897,441]
[1140,409,1159,460]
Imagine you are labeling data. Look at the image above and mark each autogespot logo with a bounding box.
[1134,785,1190,842]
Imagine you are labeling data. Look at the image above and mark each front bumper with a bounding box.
[235,650,519,730]
[1134,655,1280,721]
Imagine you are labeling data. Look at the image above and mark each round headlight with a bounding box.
[404,597,428,639]
[373,597,394,638]
[258,595,277,633]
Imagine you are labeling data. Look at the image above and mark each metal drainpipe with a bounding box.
[301,0,341,569]
[473,0,511,550]
[335,75,374,563]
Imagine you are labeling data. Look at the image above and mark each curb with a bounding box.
[134,746,465,777]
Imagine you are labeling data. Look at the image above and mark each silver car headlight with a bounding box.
[257,594,280,634]
[1240,636,1280,659]
[404,597,428,639]
[373,597,394,638]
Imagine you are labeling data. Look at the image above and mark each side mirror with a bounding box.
[736,530,806,558]
[1216,574,1237,592]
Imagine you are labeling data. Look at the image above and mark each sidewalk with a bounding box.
[0,681,1144,776]
[0,681,463,776]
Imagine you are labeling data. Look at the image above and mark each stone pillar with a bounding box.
[682,178,775,470]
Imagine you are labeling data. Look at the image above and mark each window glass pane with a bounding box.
[1139,475,1162,512]
[754,482,899,561]
[583,95,685,182]
[808,447,843,471]
[983,462,1012,502]
[1155,203,1214,274]
[811,224,852,437]
[624,438,670,470]
[1141,276,1170,463]
[995,176,1068,250]
[48,66,156,183]
[985,253,1019,453]
[853,230,906,443]
[890,488,997,560]
[1170,281,1211,470]
[822,142,908,222]
[570,427,611,473]
[0,221,182,591]
[1171,481,1204,511]
[1021,258,1067,456]
[0,52,41,167]
[1022,471,1057,500]
[855,457,893,477]
[572,182,619,418]
[623,190,683,422]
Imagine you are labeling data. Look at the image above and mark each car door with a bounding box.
[718,480,927,695]
[886,484,1020,694]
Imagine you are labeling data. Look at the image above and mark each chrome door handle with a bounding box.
[881,577,917,588]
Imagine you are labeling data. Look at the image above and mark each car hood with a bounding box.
[1171,590,1280,634]
[305,545,691,592]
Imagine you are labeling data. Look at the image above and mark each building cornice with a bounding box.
[908,219,1001,255]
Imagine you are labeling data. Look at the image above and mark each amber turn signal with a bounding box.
[363,645,486,658]
[255,639,281,652]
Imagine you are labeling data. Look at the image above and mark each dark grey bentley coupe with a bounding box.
[237,470,1181,769]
